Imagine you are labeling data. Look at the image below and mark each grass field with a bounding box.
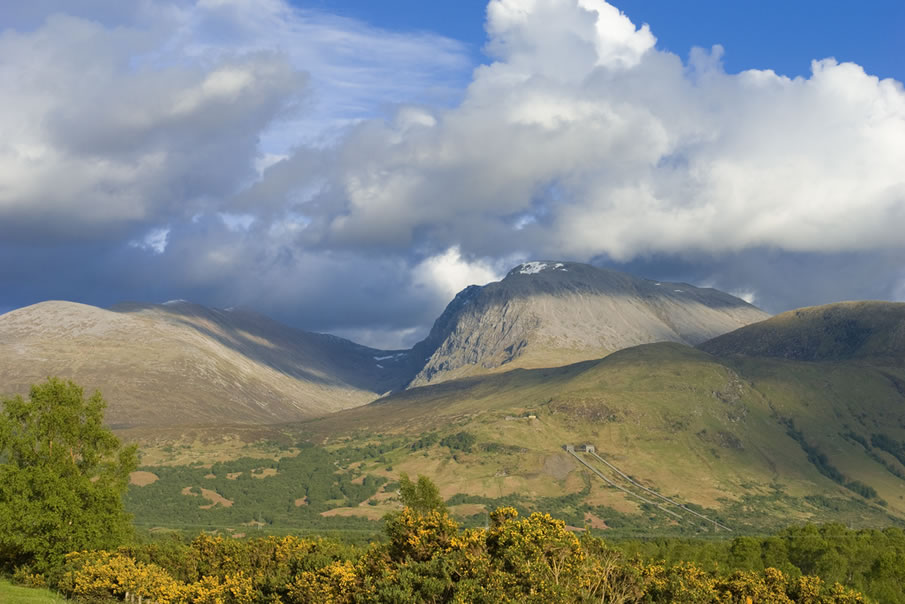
[0,579,68,603]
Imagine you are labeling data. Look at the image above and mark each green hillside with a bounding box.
[700,301,905,362]
[122,302,905,537]
[126,350,904,536]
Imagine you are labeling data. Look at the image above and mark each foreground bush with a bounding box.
[55,507,864,603]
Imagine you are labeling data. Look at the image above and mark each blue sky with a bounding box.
[615,1,905,82]
[300,0,905,82]
[1,0,904,347]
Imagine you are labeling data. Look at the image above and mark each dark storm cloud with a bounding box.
[599,249,905,313]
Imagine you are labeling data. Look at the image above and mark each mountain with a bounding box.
[302,331,905,530]
[406,261,769,387]
[0,300,412,427]
[0,262,768,426]
[25,290,896,533]
[699,301,905,363]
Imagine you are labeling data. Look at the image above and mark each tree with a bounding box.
[0,378,137,574]
[385,475,456,563]
[397,473,446,514]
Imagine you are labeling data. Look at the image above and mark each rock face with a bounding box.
[406,261,769,387]
[0,300,411,426]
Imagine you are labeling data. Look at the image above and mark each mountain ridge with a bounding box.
[1,262,769,425]
[300,305,905,529]
[406,261,769,386]
[0,300,408,426]
[699,300,905,363]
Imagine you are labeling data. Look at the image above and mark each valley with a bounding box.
[122,337,905,539]
[4,266,905,541]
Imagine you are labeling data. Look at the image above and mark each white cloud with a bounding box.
[729,289,757,306]
[181,0,471,153]
[0,13,306,236]
[218,212,255,231]
[485,0,655,77]
[412,247,506,301]
[130,227,170,254]
[254,152,288,175]
[0,0,470,239]
[247,0,904,267]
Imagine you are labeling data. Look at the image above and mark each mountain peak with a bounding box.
[406,263,769,387]
[508,261,571,276]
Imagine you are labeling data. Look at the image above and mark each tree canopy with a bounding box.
[0,378,137,573]
[397,472,446,515]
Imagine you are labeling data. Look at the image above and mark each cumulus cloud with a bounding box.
[2,0,904,348]
[412,247,509,302]
[0,0,469,240]
[232,0,905,337]
[0,13,306,241]
[258,2,904,264]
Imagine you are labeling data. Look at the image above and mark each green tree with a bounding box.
[397,473,446,514]
[729,536,764,572]
[385,475,456,564]
[0,378,137,574]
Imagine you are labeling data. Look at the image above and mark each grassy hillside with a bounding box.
[700,301,905,362]
[305,343,898,525]
[122,338,905,537]
[112,301,905,536]
[0,300,409,426]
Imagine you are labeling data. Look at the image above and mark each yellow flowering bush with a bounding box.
[51,476,871,604]
[384,507,460,562]
[285,560,360,604]
[63,551,185,603]
[183,571,255,604]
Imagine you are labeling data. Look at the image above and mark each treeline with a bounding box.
[620,523,905,603]
[57,506,867,603]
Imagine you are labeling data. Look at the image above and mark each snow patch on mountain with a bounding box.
[518,262,566,275]
[373,352,408,361]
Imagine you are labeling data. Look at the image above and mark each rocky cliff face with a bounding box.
[406,261,769,387]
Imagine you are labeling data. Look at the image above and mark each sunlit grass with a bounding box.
[0,578,68,603]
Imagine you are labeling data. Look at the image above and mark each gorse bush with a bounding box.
[55,489,867,602]
[61,534,353,603]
